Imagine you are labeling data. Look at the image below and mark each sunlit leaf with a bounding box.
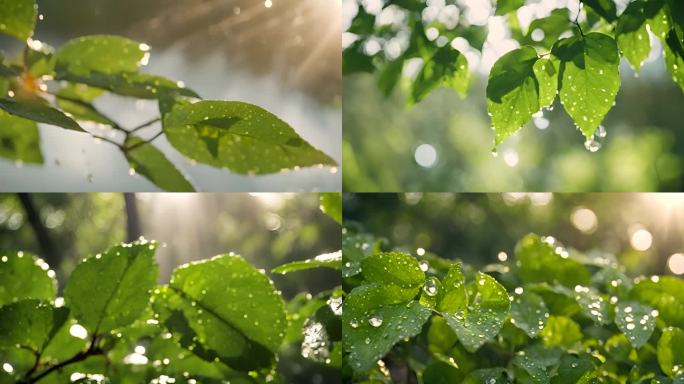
[616,1,651,72]
[320,192,342,224]
[271,251,341,274]
[0,98,83,131]
[0,251,55,307]
[0,111,42,164]
[361,252,424,289]
[515,234,591,288]
[615,301,656,348]
[657,327,684,378]
[411,46,469,104]
[0,300,68,353]
[510,290,549,338]
[55,35,149,76]
[124,135,195,192]
[0,0,36,41]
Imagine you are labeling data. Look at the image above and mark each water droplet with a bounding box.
[596,125,607,138]
[423,277,439,297]
[350,319,359,328]
[369,315,383,327]
[584,136,601,152]
[419,261,429,272]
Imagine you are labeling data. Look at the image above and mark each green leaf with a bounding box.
[573,285,611,325]
[162,100,336,174]
[524,9,572,49]
[462,368,509,383]
[512,353,549,384]
[0,98,83,131]
[645,0,670,40]
[55,84,114,126]
[581,0,617,22]
[124,136,195,192]
[442,272,510,352]
[0,300,68,353]
[343,40,375,75]
[422,361,463,384]
[0,0,36,41]
[63,239,159,333]
[377,58,405,96]
[55,35,149,76]
[540,316,582,348]
[156,254,286,370]
[657,327,684,377]
[25,45,56,78]
[616,1,651,72]
[664,29,684,93]
[344,300,431,372]
[487,46,540,145]
[515,234,591,287]
[0,251,55,307]
[615,301,656,349]
[411,46,469,104]
[533,57,559,109]
[552,32,620,138]
[496,0,525,15]
[342,232,377,278]
[271,250,341,274]
[554,354,597,384]
[320,193,342,224]
[361,252,424,289]
[57,71,198,100]
[510,290,549,338]
[0,110,42,164]
[437,264,467,313]
[632,276,684,328]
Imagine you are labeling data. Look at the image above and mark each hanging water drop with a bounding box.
[423,277,439,297]
[596,125,607,139]
[584,136,601,152]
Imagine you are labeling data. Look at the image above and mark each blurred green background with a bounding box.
[343,193,684,277]
[342,1,684,192]
[0,192,341,383]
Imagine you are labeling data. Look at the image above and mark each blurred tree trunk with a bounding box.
[17,193,61,266]
[124,193,141,242]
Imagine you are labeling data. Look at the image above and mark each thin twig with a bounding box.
[129,117,161,134]
[124,130,164,152]
[29,336,103,383]
[574,1,585,37]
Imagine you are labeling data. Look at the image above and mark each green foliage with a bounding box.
[342,229,684,383]
[344,0,684,148]
[0,232,341,382]
[0,0,336,191]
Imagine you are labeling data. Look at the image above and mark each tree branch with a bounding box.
[28,337,103,383]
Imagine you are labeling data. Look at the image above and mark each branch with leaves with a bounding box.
[342,230,684,383]
[343,0,684,152]
[0,0,337,191]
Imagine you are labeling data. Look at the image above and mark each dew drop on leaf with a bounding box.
[423,277,439,297]
[369,315,383,327]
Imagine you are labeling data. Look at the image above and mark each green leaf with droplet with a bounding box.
[462,368,509,383]
[552,32,620,138]
[271,250,341,274]
[0,0,36,41]
[533,57,559,108]
[616,1,651,72]
[510,290,548,338]
[487,46,540,145]
[573,286,611,325]
[581,0,617,21]
[540,316,582,348]
[57,71,198,100]
[515,234,591,288]
[442,272,510,352]
[0,251,55,307]
[0,300,68,353]
[615,301,656,348]
[0,98,83,131]
[437,263,467,313]
[664,29,684,93]
[524,9,572,49]
[162,100,336,174]
[410,46,469,104]
[55,35,149,76]
[124,135,195,192]
[344,300,431,372]
[632,276,684,328]
[658,327,684,377]
[320,193,342,224]
[512,354,549,384]
[342,232,377,278]
[377,57,405,97]
[554,354,597,384]
[361,252,424,289]
[0,111,42,164]
[645,0,670,40]
[55,84,114,126]
[63,240,159,333]
[154,254,286,371]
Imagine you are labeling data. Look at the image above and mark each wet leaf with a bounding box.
[515,234,591,288]
[540,316,582,348]
[124,136,195,192]
[442,272,510,352]
[552,32,620,138]
[573,285,611,325]
[664,29,684,93]
[57,71,198,100]
[462,368,509,383]
[55,35,148,76]
[63,239,159,333]
[510,290,548,338]
[513,353,549,384]
[615,301,656,348]
[272,250,341,274]
[361,252,424,289]
[342,232,377,278]
[154,254,286,370]
[553,354,596,384]
[410,46,469,103]
[487,46,540,145]
[616,1,651,72]
[657,327,684,377]
[496,0,524,15]
[437,263,467,313]
[0,111,42,164]
[0,300,68,353]
[0,98,82,131]
[0,0,36,41]
[632,276,684,328]
[162,100,336,174]
[533,57,559,108]
[581,0,617,22]
[0,251,55,306]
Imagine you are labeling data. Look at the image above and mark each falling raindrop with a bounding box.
[584,136,601,152]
